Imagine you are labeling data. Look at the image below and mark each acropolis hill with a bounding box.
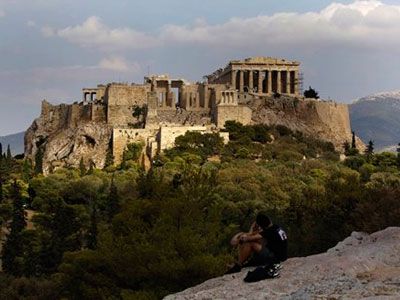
[25,57,354,173]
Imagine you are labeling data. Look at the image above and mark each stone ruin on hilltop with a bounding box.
[24,57,354,174]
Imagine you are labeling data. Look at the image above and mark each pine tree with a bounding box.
[106,175,120,222]
[22,159,33,181]
[87,203,98,249]
[303,86,319,99]
[34,147,44,175]
[1,180,27,275]
[79,157,86,177]
[343,141,351,156]
[6,144,12,161]
[88,159,95,175]
[0,179,3,203]
[364,140,374,157]
[0,142,3,158]
[397,142,400,167]
[104,149,114,168]
[351,131,356,149]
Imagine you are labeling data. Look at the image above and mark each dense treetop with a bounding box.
[0,125,399,299]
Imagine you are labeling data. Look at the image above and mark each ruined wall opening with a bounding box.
[272,71,278,93]
[236,71,240,91]
[244,71,249,92]
[158,92,164,107]
[262,71,268,93]
[281,71,288,94]
[172,87,179,106]
[290,71,296,94]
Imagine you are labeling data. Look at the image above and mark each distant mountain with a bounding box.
[350,91,400,150]
[0,131,25,155]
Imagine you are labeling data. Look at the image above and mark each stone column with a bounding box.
[277,71,282,94]
[196,92,200,108]
[267,70,272,94]
[239,70,244,92]
[231,70,237,89]
[249,70,254,92]
[257,70,263,93]
[286,71,291,95]
[294,71,299,95]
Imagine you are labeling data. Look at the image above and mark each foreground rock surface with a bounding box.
[165,227,400,299]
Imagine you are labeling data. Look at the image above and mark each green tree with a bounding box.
[6,144,12,163]
[22,159,33,181]
[87,159,95,175]
[106,175,120,222]
[34,147,44,175]
[364,140,374,161]
[0,179,3,203]
[303,86,319,99]
[104,149,114,168]
[397,143,400,167]
[121,142,144,169]
[79,157,86,177]
[351,131,357,149]
[1,180,27,275]
[87,203,98,249]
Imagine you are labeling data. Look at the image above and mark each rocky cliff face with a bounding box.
[249,96,362,151]
[165,227,400,299]
[25,100,111,174]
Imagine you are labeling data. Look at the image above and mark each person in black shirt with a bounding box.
[226,213,287,274]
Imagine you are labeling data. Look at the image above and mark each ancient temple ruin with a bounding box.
[25,57,353,173]
[206,57,300,96]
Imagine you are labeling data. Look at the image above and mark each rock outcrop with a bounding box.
[165,227,400,299]
[249,95,363,150]
[25,100,111,174]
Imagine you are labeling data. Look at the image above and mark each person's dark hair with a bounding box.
[256,213,272,229]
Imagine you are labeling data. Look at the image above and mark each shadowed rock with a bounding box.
[165,227,400,299]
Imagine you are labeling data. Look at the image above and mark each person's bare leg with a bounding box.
[238,241,262,265]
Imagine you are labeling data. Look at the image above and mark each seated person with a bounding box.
[226,213,288,274]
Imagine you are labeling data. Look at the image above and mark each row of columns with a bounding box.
[83,92,97,102]
[231,69,298,95]
[220,91,237,105]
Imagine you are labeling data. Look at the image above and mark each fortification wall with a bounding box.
[90,103,107,123]
[106,84,150,126]
[159,126,208,150]
[112,128,157,165]
[215,105,252,128]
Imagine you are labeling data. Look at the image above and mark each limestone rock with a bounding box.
[25,100,111,174]
[165,227,400,299]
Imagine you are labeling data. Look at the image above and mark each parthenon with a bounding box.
[30,56,353,175]
[206,57,300,96]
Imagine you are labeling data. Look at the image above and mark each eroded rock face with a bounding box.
[165,227,400,300]
[249,96,363,151]
[25,101,111,174]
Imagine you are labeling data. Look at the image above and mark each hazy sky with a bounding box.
[1,0,400,135]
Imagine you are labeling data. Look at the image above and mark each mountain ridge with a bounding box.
[350,90,400,150]
[0,131,25,155]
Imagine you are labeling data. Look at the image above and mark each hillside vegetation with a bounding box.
[0,123,399,299]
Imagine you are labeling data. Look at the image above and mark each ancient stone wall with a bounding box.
[159,126,208,150]
[215,106,252,128]
[112,128,157,165]
[90,103,107,122]
[106,84,150,126]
